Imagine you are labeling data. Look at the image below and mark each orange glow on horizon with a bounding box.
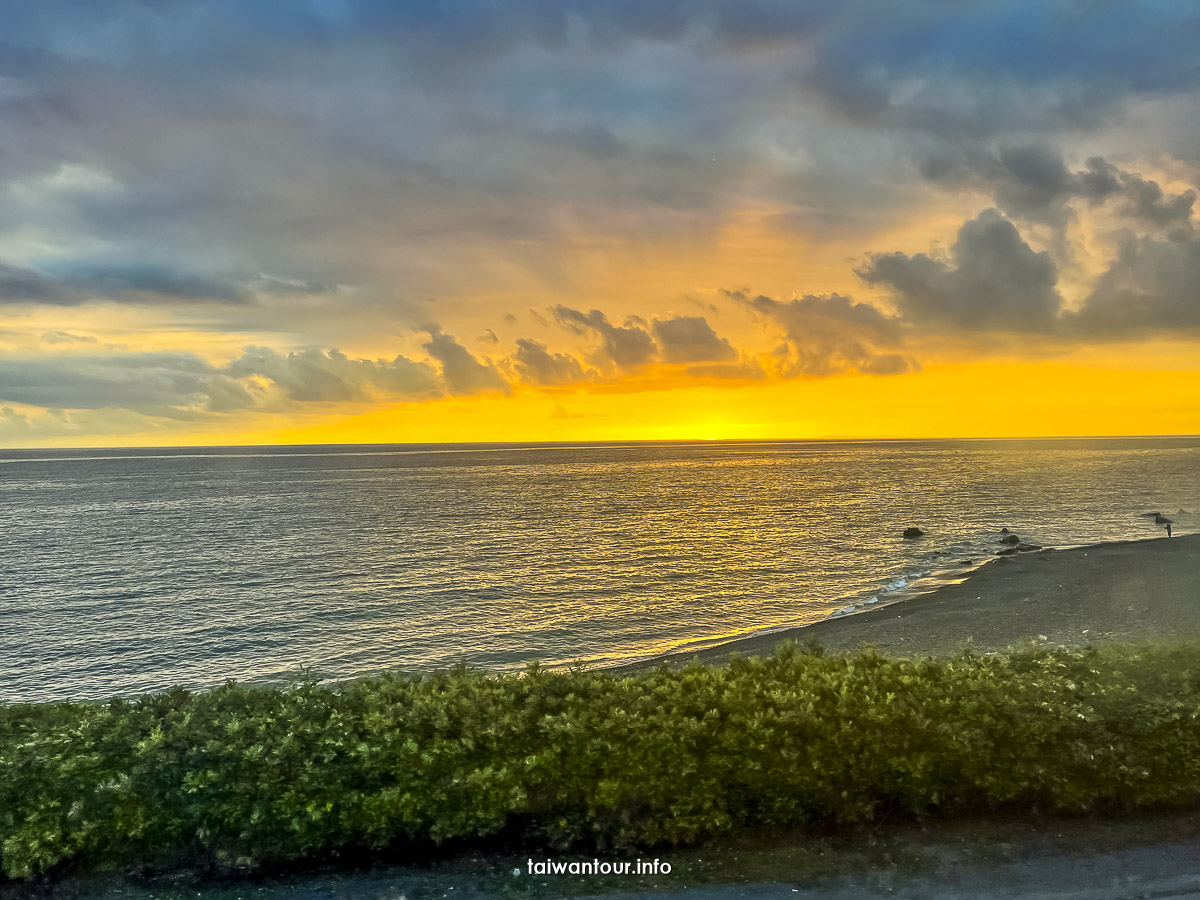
[10,356,1197,449]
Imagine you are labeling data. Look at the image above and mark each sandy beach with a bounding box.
[643,533,1200,668]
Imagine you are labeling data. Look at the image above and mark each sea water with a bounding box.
[1,437,1197,702]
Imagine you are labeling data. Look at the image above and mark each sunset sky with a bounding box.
[2,0,1199,446]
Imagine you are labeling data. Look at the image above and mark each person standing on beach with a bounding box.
[1167,522,1173,538]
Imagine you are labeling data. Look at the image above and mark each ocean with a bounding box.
[1,438,1197,703]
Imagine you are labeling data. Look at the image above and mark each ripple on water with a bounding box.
[1,438,1198,702]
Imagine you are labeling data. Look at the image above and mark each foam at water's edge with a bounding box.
[610,530,1198,671]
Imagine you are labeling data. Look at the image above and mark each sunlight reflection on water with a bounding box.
[1,438,1197,701]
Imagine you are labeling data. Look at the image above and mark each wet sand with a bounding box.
[640,533,1200,668]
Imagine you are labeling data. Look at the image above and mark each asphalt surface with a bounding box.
[587,841,1200,899]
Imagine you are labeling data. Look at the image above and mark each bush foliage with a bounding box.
[3,640,1200,880]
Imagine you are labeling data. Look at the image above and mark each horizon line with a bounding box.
[3,433,1199,454]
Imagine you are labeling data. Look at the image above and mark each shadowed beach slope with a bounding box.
[655,533,1200,667]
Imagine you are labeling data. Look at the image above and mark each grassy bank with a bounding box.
[4,641,1200,883]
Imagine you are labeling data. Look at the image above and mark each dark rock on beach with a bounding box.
[1000,534,1020,545]
[1016,543,1042,552]
[902,527,924,538]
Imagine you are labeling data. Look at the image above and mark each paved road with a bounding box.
[31,815,1200,900]
[586,841,1200,900]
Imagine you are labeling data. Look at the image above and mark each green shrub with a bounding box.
[3,640,1200,880]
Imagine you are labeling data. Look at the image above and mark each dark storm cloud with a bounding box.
[552,306,657,370]
[651,315,737,363]
[732,290,917,376]
[420,328,509,395]
[857,209,1063,331]
[510,338,590,386]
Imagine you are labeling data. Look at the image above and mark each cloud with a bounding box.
[0,260,251,306]
[857,209,1063,331]
[510,338,590,385]
[807,3,1200,139]
[1072,229,1200,334]
[0,407,32,431]
[1118,175,1196,228]
[51,262,251,303]
[0,344,457,419]
[921,145,1195,229]
[552,306,657,370]
[513,320,749,384]
[249,275,338,295]
[733,290,917,376]
[651,315,737,363]
[991,144,1077,227]
[1074,156,1125,204]
[0,263,73,304]
[1,0,1199,443]
[549,403,585,419]
[857,199,1200,339]
[41,331,98,345]
[0,352,255,419]
[0,406,86,438]
[223,347,441,403]
[684,359,765,380]
[548,122,626,160]
[421,327,509,394]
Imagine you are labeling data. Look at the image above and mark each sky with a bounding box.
[1,0,1199,447]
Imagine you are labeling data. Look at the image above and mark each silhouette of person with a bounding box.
[1167,521,1173,538]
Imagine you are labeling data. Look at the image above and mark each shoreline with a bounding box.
[620,532,1200,670]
